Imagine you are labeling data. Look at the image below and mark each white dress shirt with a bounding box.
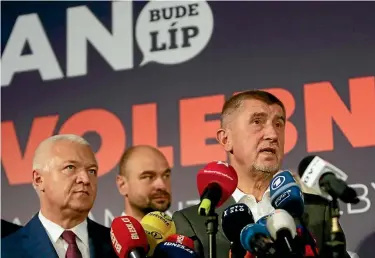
[38,212,90,258]
[232,187,275,222]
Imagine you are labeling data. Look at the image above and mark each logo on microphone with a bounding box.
[271,175,285,190]
[147,230,163,240]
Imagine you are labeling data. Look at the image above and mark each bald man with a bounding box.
[116,145,172,221]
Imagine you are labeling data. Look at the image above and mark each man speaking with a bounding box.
[172,90,350,258]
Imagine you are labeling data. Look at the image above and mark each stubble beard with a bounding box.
[130,198,171,215]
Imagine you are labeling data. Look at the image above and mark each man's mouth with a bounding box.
[75,190,89,195]
[259,147,276,154]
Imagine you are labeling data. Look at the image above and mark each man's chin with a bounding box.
[150,201,171,212]
[253,163,280,174]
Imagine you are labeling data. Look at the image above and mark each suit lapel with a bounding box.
[24,214,58,258]
[87,219,98,258]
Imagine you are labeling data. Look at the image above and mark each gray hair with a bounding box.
[32,134,91,172]
[32,134,91,192]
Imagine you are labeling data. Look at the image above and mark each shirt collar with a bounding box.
[232,187,271,203]
[38,211,89,247]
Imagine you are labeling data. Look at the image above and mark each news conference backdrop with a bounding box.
[1,1,374,257]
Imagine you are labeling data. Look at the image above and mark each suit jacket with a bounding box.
[173,193,350,258]
[1,214,117,258]
[1,219,22,238]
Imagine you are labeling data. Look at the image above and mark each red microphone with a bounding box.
[197,160,238,216]
[110,216,149,258]
[166,234,195,250]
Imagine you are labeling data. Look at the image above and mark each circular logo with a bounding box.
[149,231,163,240]
[271,175,285,190]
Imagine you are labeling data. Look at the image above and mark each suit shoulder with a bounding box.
[173,205,201,221]
[303,193,330,206]
[175,204,199,215]
[88,219,110,234]
[2,229,24,254]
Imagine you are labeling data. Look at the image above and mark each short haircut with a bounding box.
[32,134,91,172]
[119,146,139,177]
[220,90,286,127]
[118,145,166,177]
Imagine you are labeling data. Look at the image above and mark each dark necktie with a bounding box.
[62,230,83,258]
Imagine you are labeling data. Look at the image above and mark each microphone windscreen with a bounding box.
[141,211,176,256]
[297,155,316,177]
[166,234,195,250]
[240,223,270,254]
[110,216,149,257]
[141,211,176,236]
[197,161,238,208]
[221,203,254,242]
[153,241,198,258]
[269,170,304,217]
[266,209,297,240]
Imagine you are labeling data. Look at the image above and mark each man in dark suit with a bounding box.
[1,219,22,238]
[1,134,117,258]
[173,90,350,258]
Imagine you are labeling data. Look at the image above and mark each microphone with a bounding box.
[140,211,176,256]
[266,209,301,257]
[166,234,195,250]
[269,170,304,218]
[255,215,270,227]
[222,203,255,258]
[270,171,320,257]
[197,161,238,216]
[298,155,359,204]
[240,223,276,257]
[110,216,148,258]
[152,240,199,258]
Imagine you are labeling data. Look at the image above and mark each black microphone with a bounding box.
[222,203,254,258]
[298,155,359,204]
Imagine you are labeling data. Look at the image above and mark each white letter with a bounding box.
[1,14,63,87]
[347,184,371,214]
[67,1,133,77]
[104,208,115,227]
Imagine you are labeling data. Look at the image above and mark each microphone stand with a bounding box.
[205,212,218,258]
[199,200,218,258]
[324,197,346,258]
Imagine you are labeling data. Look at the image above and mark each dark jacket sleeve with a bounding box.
[172,210,205,257]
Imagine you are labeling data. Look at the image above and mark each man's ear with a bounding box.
[33,170,45,193]
[116,175,128,196]
[216,128,233,152]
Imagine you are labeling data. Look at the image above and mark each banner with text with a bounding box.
[1,1,374,257]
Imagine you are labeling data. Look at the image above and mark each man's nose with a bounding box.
[76,170,90,185]
[153,177,168,190]
[263,123,278,142]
